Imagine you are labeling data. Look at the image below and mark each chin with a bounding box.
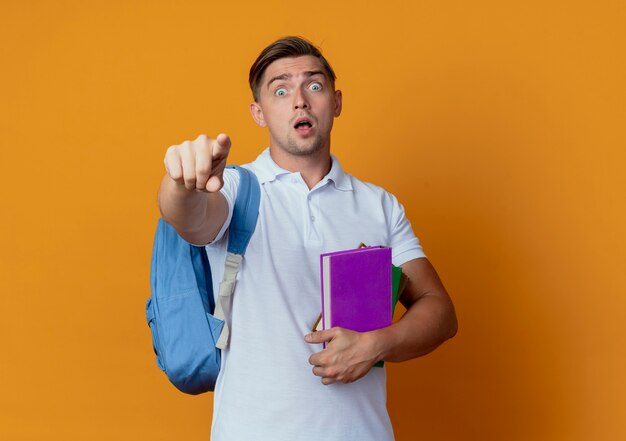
[281,136,325,157]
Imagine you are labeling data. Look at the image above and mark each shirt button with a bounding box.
[310,216,315,222]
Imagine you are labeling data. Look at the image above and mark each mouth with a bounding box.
[293,117,314,136]
[293,117,313,130]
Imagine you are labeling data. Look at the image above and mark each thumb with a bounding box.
[305,328,335,344]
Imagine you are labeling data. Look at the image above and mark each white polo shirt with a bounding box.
[206,148,426,441]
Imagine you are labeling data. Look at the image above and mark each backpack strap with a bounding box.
[214,165,260,349]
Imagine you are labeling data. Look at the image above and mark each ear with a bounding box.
[333,90,343,117]
[249,102,267,127]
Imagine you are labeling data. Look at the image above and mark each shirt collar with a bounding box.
[252,148,353,191]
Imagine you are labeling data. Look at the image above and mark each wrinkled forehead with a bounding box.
[260,55,327,85]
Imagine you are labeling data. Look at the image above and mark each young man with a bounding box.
[159,36,457,441]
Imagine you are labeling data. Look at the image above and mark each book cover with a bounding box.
[311,263,407,332]
[320,246,392,333]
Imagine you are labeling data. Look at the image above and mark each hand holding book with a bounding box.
[304,326,383,385]
[305,244,410,382]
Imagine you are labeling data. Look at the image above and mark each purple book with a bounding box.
[320,246,392,333]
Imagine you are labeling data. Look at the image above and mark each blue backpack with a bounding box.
[146,166,260,394]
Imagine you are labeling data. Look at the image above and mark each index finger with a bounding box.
[305,328,335,344]
[212,133,231,159]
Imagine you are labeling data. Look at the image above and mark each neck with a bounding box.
[269,146,332,190]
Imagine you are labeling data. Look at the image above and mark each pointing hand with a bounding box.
[164,133,232,192]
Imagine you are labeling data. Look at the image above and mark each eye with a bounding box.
[274,87,287,97]
[309,82,322,91]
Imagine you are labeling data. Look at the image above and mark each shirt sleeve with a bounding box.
[385,192,427,267]
[208,167,240,244]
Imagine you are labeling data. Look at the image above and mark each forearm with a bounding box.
[306,258,456,383]
[372,294,457,363]
[158,175,227,245]
[305,294,456,384]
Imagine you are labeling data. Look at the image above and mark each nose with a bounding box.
[293,87,309,110]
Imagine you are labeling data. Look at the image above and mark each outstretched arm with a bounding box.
[305,257,457,385]
[158,133,232,245]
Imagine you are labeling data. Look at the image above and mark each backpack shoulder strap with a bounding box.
[214,165,260,349]
[226,165,261,255]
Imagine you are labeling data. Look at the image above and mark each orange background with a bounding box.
[1,1,624,440]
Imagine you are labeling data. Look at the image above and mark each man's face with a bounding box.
[250,55,342,157]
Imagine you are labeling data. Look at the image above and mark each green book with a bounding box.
[392,264,403,315]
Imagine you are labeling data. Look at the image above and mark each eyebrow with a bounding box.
[266,70,326,89]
